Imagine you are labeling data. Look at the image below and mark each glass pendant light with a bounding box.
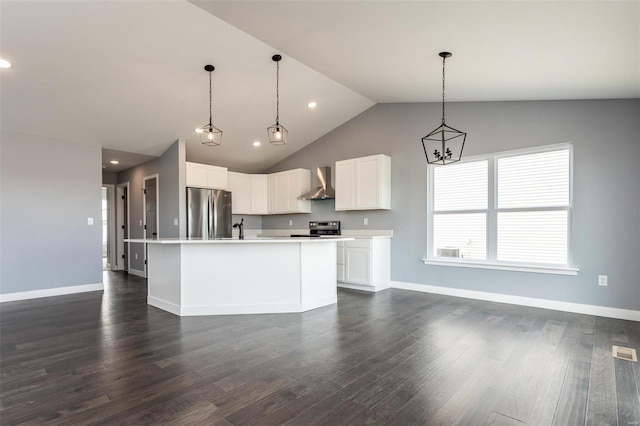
[195,64,223,146]
[421,52,467,165]
[267,54,288,146]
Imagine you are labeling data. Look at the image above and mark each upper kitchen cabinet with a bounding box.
[250,175,269,214]
[335,154,391,211]
[268,169,311,214]
[185,162,228,190]
[228,172,268,215]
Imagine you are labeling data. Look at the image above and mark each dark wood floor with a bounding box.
[1,272,639,425]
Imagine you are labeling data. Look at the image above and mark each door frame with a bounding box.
[143,174,160,277]
[116,182,130,272]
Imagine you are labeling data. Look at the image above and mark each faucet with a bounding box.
[233,218,244,239]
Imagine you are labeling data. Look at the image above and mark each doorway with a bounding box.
[102,185,116,271]
[143,174,159,277]
[116,182,130,272]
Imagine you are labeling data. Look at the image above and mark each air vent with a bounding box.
[612,345,637,362]
[437,248,460,258]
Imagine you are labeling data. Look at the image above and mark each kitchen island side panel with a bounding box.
[179,243,302,315]
[300,242,338,311]
[147,244,181,314]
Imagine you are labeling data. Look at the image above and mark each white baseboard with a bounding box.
[391,281,640,322]
[148,295,336,317]
[338,282,390,293]
[148,296,181,315]
[180,303,303,316]
[301,295,338,312]
[339,283,377,293]
[0,283,104,303]
[128,268,146,278]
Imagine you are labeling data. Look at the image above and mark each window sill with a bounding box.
[421,259,579,276]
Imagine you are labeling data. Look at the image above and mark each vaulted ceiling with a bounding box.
[1,1,638,173]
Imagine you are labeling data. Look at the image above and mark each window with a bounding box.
[432,160,488,261]
[427,144,575,274]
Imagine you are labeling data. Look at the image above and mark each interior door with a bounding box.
[144,177,158,240]
[116,183,129,271]
[143,175,159,277]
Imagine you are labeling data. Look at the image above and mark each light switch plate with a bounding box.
[598,275,608,286]
[363,218,368,225]
[174,218,178,226]
[87,217,93,225]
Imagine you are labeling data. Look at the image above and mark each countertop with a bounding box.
[258,229,393,239]
[125,237,354,244]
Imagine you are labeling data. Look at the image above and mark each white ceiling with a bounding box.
[2,1,638,173]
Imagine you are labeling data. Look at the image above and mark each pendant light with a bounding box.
[195,64,223,146]
[267,54,288,146]
[421,52,466,165]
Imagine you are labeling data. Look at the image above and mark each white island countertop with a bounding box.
[126,237,353,244]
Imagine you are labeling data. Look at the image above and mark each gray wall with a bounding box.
[232,214,262,234]
[102,171,117,185]
[117,139,185,272]
[1,131,103,294]
[263,99,640,311]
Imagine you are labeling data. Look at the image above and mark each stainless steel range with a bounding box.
[291,221,341,237]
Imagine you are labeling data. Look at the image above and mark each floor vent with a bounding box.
[612,345,637,362]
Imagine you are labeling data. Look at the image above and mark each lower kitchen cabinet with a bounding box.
[337,237,390,292]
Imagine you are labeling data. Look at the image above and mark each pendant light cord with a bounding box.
[208,71,213,127]
[275,60,280,125]
[441,55,446,125]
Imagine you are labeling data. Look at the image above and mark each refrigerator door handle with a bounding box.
[208,190,214,239]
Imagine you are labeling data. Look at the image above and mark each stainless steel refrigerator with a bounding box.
[186,187,232,239]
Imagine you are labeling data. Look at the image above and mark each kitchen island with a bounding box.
[126,237,352,316]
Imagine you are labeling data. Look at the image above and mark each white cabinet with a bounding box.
[228,172,251,213]
[268,169,311,214]
[337,237,390,291]
[186,162,228,189]
[335,160,355,210]
[250,175,268,214]
[228,172,269,215]
[335,154,390,211]
[207,166,228,190]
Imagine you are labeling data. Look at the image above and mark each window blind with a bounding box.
[497,149,570,209]
[496,148,570,265]
[433,213,487,260]
[497,211,568,264]
[434,160,488,211]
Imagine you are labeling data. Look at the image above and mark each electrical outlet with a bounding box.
[363,218,368,225]
[289,220,293,226]
[174,218,178,226]
[598,275,608,286]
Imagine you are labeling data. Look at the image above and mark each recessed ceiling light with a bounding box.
[253,141,261,147]
[110,160,120,165]
[307,101,317,109]
[0,59,12,69]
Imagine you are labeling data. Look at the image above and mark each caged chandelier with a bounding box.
[421,52,467,165]
[267,54,288,146]
[195,65,223,146]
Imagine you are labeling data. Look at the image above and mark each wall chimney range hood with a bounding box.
[298,166,335,200]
